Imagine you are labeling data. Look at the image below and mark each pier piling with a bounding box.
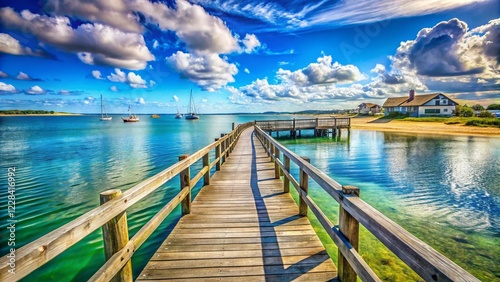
[299,156,310,216]
[100,189,133,282]
[338,185,360,282]
[178,154,191,215]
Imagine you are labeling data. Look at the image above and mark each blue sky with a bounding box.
[0,0,499,114]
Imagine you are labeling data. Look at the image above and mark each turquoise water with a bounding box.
[0,116,498,281]
[281,131,500,281]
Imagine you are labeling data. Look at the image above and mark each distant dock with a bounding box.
[255,117,350,138]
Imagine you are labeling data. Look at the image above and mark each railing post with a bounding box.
[232,132,235,152]
[299,156,310,216]
[215,138,221,171]
[284,155,290,193]
[225,135,230,158]
[274,147,280,179]
[100,189,133,282]
[229,125,234,153]
[178,154,191,215]
[203,153,210,186]
[230,132,235,153]
[220,134,226,163]
[338,185,360,282]
[270,143,275,162]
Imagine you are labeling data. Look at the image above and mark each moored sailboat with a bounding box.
[121,105,139,122]
[175,109,183,119]
[99,95,112,121]
[185,90,199,120]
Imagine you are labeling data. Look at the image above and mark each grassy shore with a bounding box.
[0,110,80,116]
[349,116,500,137]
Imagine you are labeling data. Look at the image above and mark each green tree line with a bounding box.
[0,110,56,114]
[455,104,499,118]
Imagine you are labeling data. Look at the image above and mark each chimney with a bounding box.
[408,89,415,101]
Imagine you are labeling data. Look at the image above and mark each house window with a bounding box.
[441,100,448,105]
[444,109,448,112]
[408,107,415,111]
[425,109,440,114]
[435,100,440,105]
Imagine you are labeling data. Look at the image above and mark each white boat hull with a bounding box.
[122,116,139,122]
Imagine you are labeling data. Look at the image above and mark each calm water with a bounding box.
[0,115,498,281]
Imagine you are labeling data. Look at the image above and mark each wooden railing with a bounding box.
[0,122,254,282]
[255,117,350,131]
[254,125,480,282]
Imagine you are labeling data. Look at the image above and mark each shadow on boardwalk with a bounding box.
[250,132,338,281]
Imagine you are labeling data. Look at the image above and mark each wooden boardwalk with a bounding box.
[138,128,337,281]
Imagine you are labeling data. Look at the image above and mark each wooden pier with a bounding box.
[0,121,480,282]
[138,128,336,281]
[255,117,350,138]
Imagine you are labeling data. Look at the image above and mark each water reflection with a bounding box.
[284,130,499,234]
[381,133,499,233]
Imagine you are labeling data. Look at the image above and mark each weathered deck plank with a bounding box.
[137,128,337,281]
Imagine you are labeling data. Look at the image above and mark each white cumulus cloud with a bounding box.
[45,0,142,33]
[25,85,45,95]
[0,8,154,70]
[0,33,53,58]
[135,97,146,104]
[241,34,261,53]
[277,55,365,86]
[106,68,149,88]
[390,18,500,93]
[128,72,147,88]
[131,0,239,55]
[0,82,17,94]
[16,72,30,80]
[167,51,238,92]
[92,70,103,79]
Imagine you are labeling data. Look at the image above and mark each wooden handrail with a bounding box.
[0,122,253,282]
[255,117,351,131]
[254,125,479,282]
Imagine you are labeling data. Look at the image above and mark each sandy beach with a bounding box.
[349,116,500,137]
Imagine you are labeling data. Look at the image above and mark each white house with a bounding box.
[383,90,458,117]
[357,103,382,115]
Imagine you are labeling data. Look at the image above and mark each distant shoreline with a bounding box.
[0,113,82,116]
[1,113,498,137]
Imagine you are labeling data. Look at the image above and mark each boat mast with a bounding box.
[101,95,104,117]
[190,90,193,114]
[189,90,197,115]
